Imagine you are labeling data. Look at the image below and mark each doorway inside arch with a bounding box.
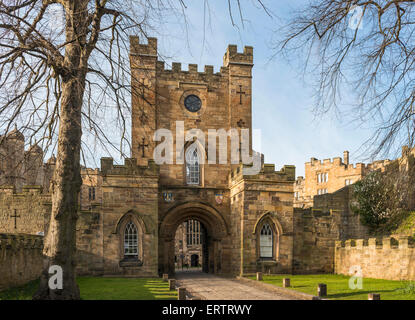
[174,219,208,273]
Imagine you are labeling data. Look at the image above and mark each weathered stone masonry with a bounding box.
[335,236,415,281]
[0,234,43,291]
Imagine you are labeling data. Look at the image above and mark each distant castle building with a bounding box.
[294,151,391,208]
[0,126,56,192]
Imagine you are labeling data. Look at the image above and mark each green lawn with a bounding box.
[0,277,177,300]
[248,274,415,300]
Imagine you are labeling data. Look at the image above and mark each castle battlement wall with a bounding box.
[100,157,159,176]
[130,36,157,57]
[335,236,413,249]
[306,155,391,172]
[335,236,415,281]
[0,233,43,291]
[130,36,229,80]
[307,157,365,170]
[230,163,296,184]
[155,61,224,77]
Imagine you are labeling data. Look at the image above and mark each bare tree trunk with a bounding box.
[33,73,85,299]
[32,0,90,300]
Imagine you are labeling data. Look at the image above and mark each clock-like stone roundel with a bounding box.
[184,94,202,112]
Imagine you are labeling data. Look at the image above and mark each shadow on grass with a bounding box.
[0,277,177,300]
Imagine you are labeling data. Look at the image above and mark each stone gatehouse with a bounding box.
[0,37,368,279]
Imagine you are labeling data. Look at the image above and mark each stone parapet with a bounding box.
[335,236,412,249]
[335,236,415,280]
[100,157,159,176]
[230,163,296,185]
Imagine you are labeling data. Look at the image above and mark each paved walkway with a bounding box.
[175,271,293,300]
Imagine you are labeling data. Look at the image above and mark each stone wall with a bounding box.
[292,186,368,274]
[293,209,341,274]
[0,186,50,235]
[313,186,368,240]
[0,233,43,291]
[335,236,415,281]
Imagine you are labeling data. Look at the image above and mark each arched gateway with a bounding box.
[159,202,230,276]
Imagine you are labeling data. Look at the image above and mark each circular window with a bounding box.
[184,95,202,112]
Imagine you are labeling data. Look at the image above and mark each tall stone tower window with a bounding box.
[186,148,200,185]
[260,223,273,258]
[124,222,138,258]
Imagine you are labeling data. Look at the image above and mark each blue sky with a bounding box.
[145,0,380,177]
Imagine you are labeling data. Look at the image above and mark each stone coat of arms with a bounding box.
[163,192,173,202]
[215,194,224,205]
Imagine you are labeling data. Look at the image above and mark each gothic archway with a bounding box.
[159,202,230,276]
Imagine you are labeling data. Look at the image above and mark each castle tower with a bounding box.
[24,144,44,186]
[129,37,254,187]
[130,36,158,165]
[4,127,25,190]
[223,45,254,157]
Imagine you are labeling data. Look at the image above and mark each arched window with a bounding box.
[260,223,273,258]
[186,148,200,185]
[124,222,138,258]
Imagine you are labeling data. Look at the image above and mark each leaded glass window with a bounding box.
[186,148,200,185]
[260,223,273,258]
[124,222,138,257]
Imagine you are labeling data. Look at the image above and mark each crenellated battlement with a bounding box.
[100,157,159,176]
[156,61,225,80]
[335,236,413,249]
[130,36,230,81]
[130,38,253,81]
[130,36,158,57]
[0,185,44,195]
[307,154,391,172]
[0,233,43,249]
[335,235,415,281]
[230,162,295,183]
[223,44,254,67]
[307,156,364,169]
